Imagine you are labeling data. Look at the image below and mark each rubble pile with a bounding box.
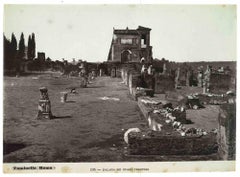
[191,92,236,105]
[124,95,219,156]
[137,97,215,137]
[135,87,154,98]
[186,95,204,109]
[148,101,212,137]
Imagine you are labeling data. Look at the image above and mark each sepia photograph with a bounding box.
[2,1,237,173]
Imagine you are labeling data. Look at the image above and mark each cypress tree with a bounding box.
[27,35,32,60]
[31,33,36,59]
[18,32,25,59]
[10,33,17,69]
[3,34,11,70]
[16,32,25,72]
[11,33,17,52]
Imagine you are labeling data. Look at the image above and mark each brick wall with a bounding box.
[128,131,218,155]
[209,73,231,94]
[154,74,175,94]
[143,74,155,90]
[128,72,141,95]
[218,104,236,160]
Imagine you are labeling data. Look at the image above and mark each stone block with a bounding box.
[154,74,175,94]
[128,131,218,155]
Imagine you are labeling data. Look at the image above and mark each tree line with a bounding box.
[4,32,35,75]
[3,32,68,75]
[4,32,93,76]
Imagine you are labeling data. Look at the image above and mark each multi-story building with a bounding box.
[107,26,153,63]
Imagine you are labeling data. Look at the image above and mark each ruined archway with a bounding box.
[121,50,131,63]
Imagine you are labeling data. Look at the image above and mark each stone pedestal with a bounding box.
[80,76,87,88]
[60,92,68,103]
[175,67,180,88]
[37,87,53,119]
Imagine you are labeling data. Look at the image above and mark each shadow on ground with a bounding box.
[52,115,72,119]
[3,142,27,155]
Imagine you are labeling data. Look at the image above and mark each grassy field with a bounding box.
[4,73,148,162]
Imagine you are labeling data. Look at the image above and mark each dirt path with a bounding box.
[4,76,147,162]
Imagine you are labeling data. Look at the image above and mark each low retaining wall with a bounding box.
[128,131,218,155]
[129,96,218,156]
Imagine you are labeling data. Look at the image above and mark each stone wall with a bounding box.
[218,104,236,160]
[154,74,175,94]
[142,74,155,90]
[208,73,231,94]
[113,44,140,63]
[128,131,218,155]
[132,96,218,156]
[128,72,141,95]
[175,67,189,87]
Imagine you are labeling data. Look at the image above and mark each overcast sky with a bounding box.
[3,4,236,62]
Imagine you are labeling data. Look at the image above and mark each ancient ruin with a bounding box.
[36,87,53,119]
[4,23,236,166]
[107,26,152,63]
[203,65,232,94]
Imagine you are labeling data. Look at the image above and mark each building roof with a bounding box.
[113,26,151,35]
[114,29,139,35]
[137,26,152,31]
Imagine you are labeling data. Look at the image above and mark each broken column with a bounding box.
[80,75,88,88]
[92,70,96,78]
[175,67,180,88]
[186,70,190,87]
[37,87,53,119]
[162,62,167,75]
[197,66,204,87]
[111,67,116,77]
[99,69,103,77]
[203,65,212,94]
[60,92,68,103]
